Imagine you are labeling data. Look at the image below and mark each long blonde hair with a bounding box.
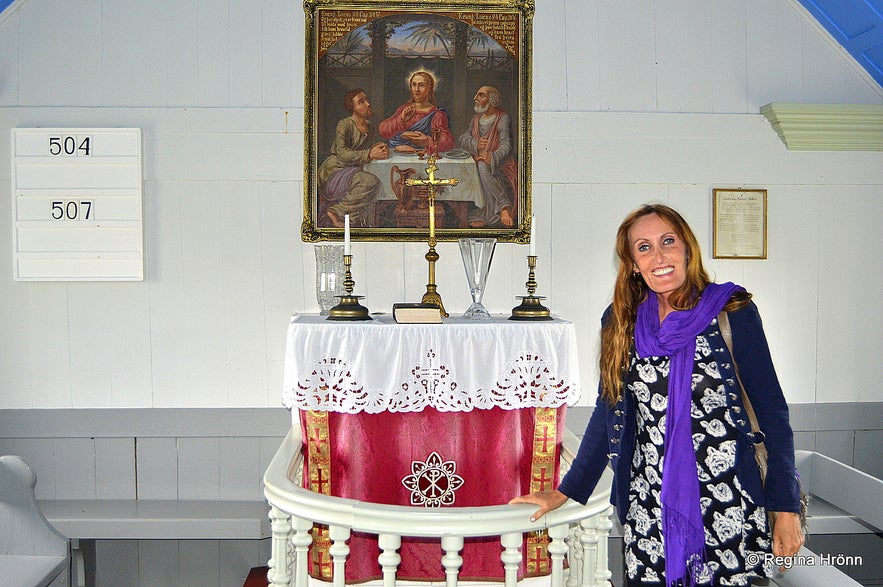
[408,71,438,106]
[599,204,750,403]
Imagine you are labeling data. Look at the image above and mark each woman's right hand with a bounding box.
[508,489,569,522]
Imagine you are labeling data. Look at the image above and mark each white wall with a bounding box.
[0,0,881,409]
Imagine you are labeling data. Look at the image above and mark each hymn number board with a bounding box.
[11,128,143,281]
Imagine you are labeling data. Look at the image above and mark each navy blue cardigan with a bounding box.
[558,301,802,525]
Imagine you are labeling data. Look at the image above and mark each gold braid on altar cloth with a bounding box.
[304,410,333,580]
[526,407,558,576]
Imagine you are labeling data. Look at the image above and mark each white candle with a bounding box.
[529,214,536,256]
[344,214,351,255]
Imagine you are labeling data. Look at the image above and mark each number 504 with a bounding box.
[51,200,93,220]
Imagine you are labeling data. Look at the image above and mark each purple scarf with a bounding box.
[634,281,742,586]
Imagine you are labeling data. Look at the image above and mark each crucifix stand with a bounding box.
[405,154,459,317]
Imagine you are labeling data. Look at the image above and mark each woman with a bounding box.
[510,204,804,586]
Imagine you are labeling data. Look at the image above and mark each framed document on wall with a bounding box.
[301,0,533,244]
[712,188,767,259]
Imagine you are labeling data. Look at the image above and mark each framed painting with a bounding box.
[712,188,768,259]
[301,0,534,243]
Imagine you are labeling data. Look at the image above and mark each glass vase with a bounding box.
[458,238,496,319]
[314,244,345,315]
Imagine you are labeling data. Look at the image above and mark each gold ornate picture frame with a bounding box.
[712,188,768,259]
[301,0,534,243]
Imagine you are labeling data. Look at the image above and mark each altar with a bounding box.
[282,314,582,583]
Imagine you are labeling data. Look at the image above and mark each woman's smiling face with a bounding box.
[629,213,688,304]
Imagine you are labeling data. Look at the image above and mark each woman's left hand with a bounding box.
[771,511,805,569]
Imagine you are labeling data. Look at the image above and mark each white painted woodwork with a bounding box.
[0,455,68,587]
[40,499,270,540]
[761,103,883,150]
[11,127,143,281]
[264,426,616,587]
[0,0,878,412]
[0,5,880,585]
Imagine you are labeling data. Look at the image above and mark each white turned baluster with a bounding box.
[500,532,522,587]
[594,507,614,587]
[566,526,583,587]
[441,535,464,587]
[329,524,351,587]
[268,506,293,587]
[291,516,314,587]
[378,533,402,587]
[548,524,570,587]
[579,514,600,587]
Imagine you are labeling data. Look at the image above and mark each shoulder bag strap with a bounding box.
[717,311,762,438]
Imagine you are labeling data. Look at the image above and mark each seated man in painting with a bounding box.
[457,85,518,227]
[379,70,454,154]
[318,88,390,228]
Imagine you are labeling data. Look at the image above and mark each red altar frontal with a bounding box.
[282,315,582,583]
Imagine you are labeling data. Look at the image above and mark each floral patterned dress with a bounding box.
[623,331,772,586]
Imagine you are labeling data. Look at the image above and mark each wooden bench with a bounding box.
[766,450,883,586]
[0,455,69,587]
[39,499,270,587]
[794,449,883,534]
[769,546,863,586]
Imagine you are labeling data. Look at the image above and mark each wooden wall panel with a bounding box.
[219,182,270,406]
[261,0,297,108]
[0,11,18,107]
[145,180,190,408]
[179,539,221,586]
[259,181,306,405]
[197,0,231,107]
[136,437,178,500]
[655,0,715,113]
[16,0,102,107]
[0,0,881,415]
[565,3,602,111]
[24,284,73,407]
[94,540,138,586]
[53,437,97,499]
[137,539,179,586]
[747,0,804,107]
[178,437,222,500]
[816,187,881,403]
[95,438,136,500]
[181,182,229,407]
[229,0,264,108]
[533,0,569,112]
[710,0,749,112]
[220,437,263,501]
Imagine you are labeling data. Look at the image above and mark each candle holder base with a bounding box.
[509,296,553,321]
[421,288,448,318]
[509,255,552,321]
[327,295,372,321]
[326,253,372,321]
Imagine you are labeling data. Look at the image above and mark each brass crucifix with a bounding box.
[404,154,459,317]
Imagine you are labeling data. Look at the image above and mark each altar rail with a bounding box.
[263,426,615,587]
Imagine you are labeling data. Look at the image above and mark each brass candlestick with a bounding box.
[509,255,552,320]
[421,215,447,317]
[405,154,459,317]
[327,254,371,321]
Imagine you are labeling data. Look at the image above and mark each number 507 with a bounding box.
[51,200,93,220]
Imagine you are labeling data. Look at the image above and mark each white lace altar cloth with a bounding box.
[282,314,583,414]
